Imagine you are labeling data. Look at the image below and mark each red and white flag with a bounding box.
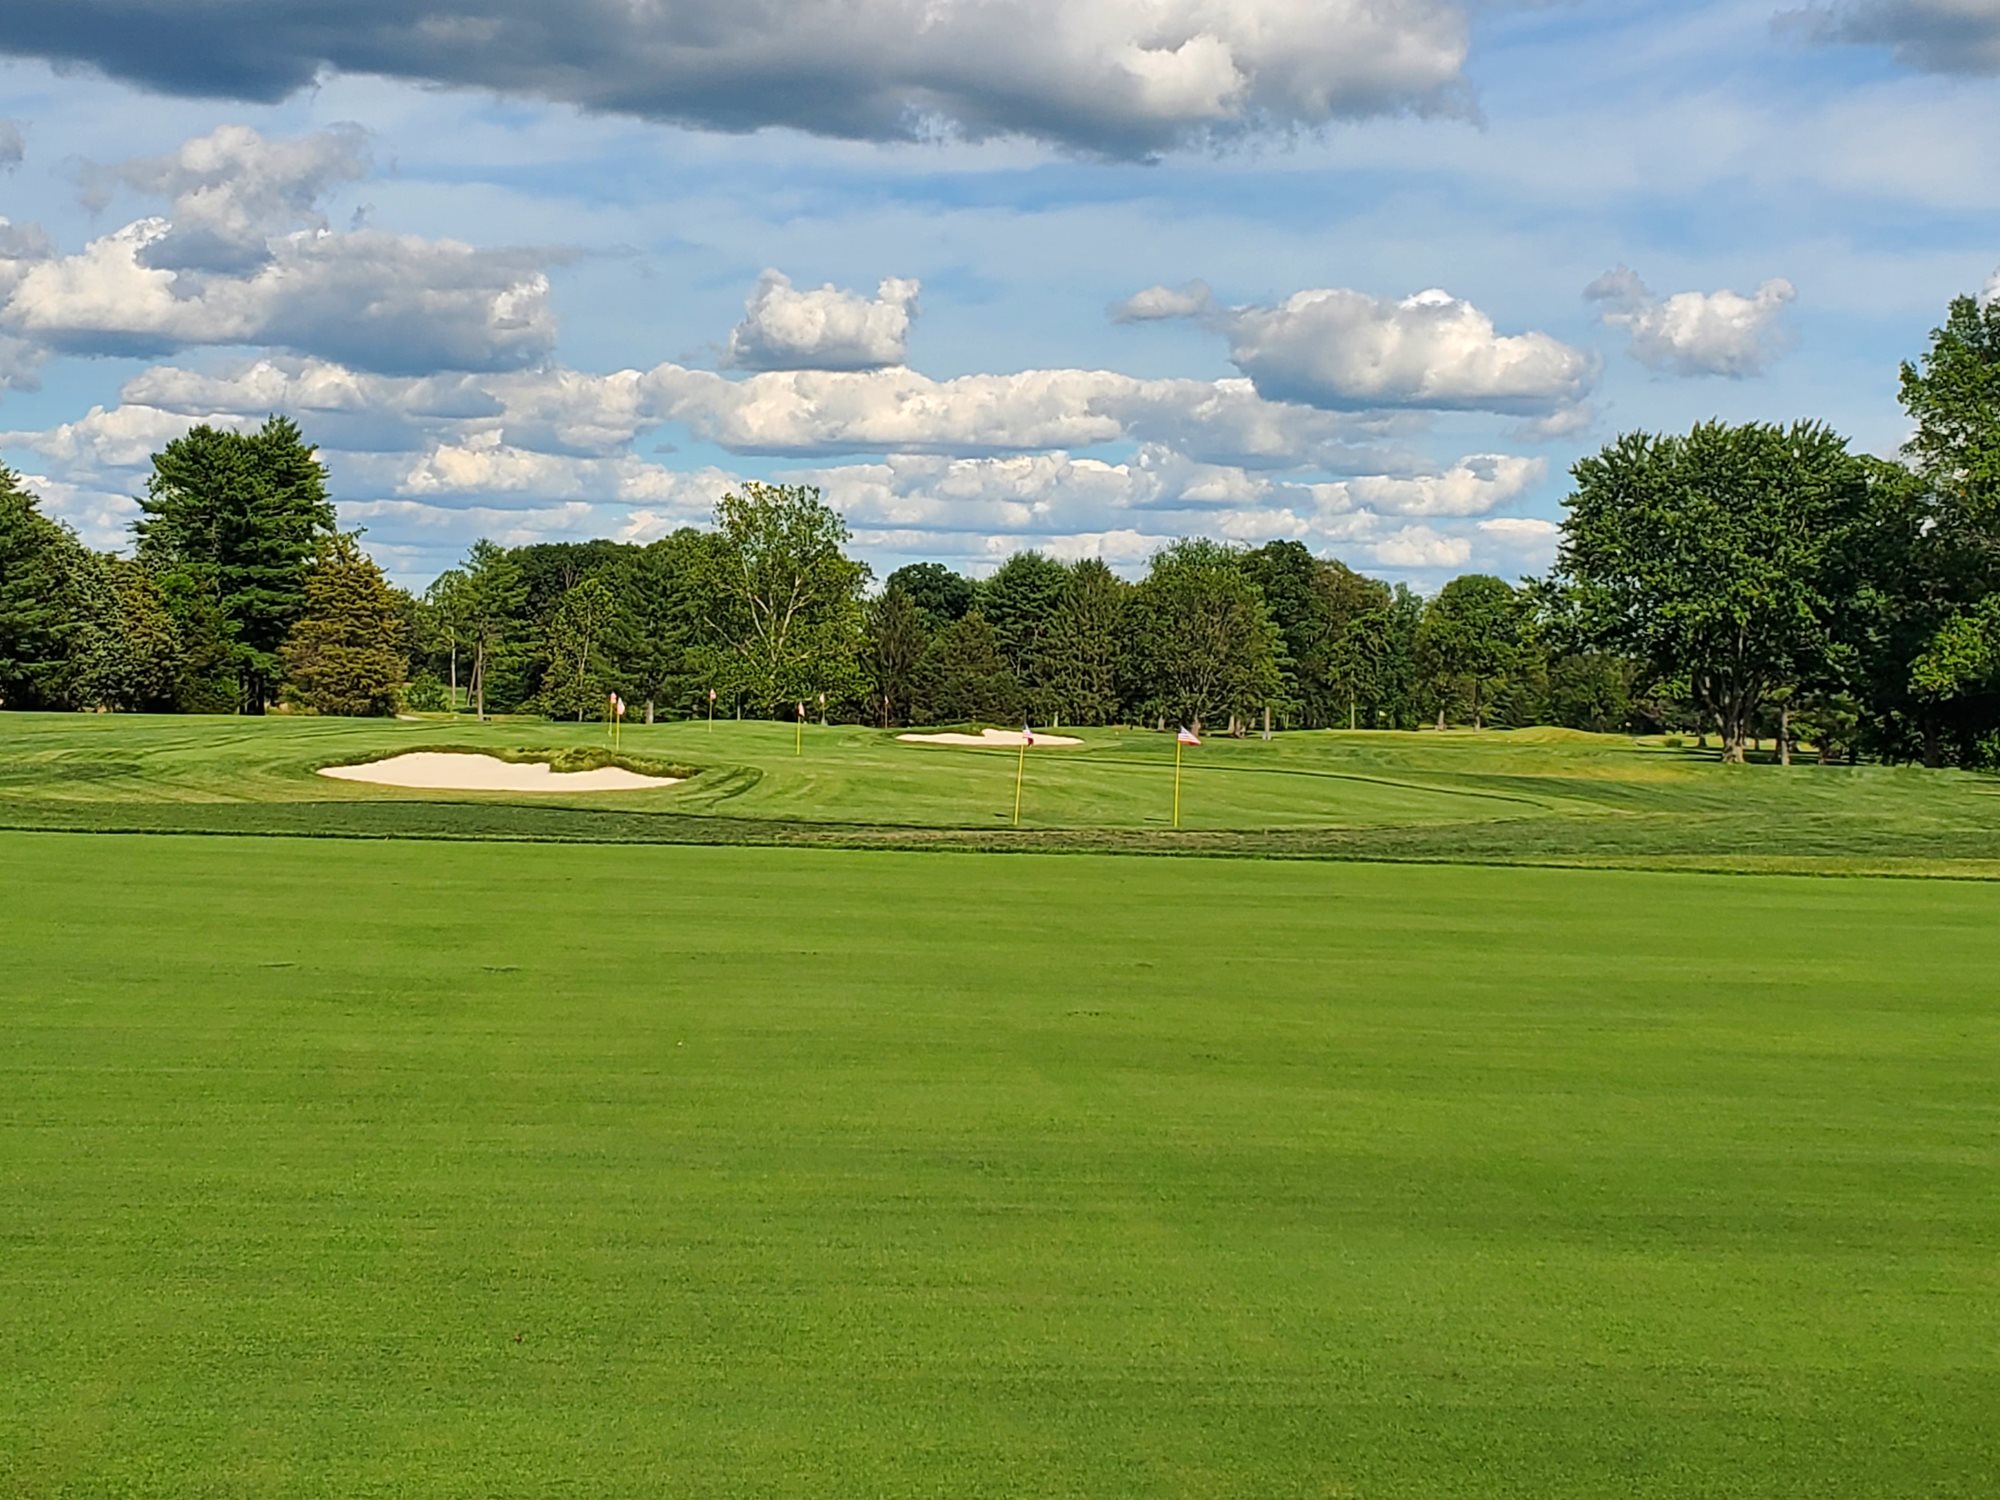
[609,692,626,719]
[796,702,806,720]
[1177,725,1200,746]
[708,687,717,703]
[1022,724,1035,746]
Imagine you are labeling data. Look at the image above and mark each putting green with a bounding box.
[5,712,2000,874]
[4,832,1996,1497]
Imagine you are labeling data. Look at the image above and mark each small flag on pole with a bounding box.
[1013,725,1033,825]
[795,700,805,755]
[1172,724,1198,827]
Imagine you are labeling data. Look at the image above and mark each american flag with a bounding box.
[1177,725,1200,746]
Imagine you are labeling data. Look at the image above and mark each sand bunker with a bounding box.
[319,752,681,793]
[898,728,1084,748]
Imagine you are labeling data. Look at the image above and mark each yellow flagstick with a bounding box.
[795,704,803,757]
[1014,739,1027,827]
[708,688,715,732]
[1173,734,1183,829]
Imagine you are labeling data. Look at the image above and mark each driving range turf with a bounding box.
[3,717,1999,1496]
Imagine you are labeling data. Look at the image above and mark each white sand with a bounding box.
[318,751,681,793]
[898,728,1084,748]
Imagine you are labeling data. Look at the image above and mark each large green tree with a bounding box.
[1042,559,1126,726]
[1240,541,1393,727]
[913,610,1022,725]
[279,534,408,716]
[1883,294,2000,763]
[981,551,1068,719]
[865,586,931,728]
[458,539,529,721]
[135,417,335,714]
[1123,539,1284,732]
[69,557,183,713]
[1551,421,1875,761]
[884,562,978,627]
[1415,574,1521,731]
[540,577,617,721]
[698,482,868,714]
[605,529,717,721]
[0,469,85,710]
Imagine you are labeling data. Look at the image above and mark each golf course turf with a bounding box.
[5,823,1998,1498]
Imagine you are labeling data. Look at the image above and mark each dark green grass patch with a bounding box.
[3,833,1997,1497]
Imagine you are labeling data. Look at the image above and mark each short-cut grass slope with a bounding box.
[3,834,1997,1498]
[4,712,2000,874]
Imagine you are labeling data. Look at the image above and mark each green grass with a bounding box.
[5,712,2000,875]
[3,832,1996,1497]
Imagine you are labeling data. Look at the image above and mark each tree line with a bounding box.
[2,292,1997,764]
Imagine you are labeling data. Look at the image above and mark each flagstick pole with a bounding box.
[796,714,802,757]
[1014,739,1026,828]
[1173,737,1183,829]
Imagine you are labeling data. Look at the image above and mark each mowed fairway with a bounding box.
[4,832,1997,1498]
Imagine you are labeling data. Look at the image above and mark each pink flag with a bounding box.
[1177,725,1200,746]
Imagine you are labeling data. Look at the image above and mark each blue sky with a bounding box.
[0,0,1994,588]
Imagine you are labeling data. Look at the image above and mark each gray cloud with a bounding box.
[1,126,560,375]
[1787,2,2000,74]
[3,219,558,373]
[88,122,372,273]
[0,119,22,171]
[0,0,1473,156]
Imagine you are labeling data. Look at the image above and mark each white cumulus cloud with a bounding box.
[723,270,920,372]
[1131,282,1597,416]
[1585,265,1797,378]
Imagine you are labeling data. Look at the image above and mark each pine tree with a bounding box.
[913,610,1023,725]
[1042,559,1125,726]
[982,551,1068,719]
[136,417,336,713]
[279,534,408,716]
[69,557,184,712]
[865,586,931,728]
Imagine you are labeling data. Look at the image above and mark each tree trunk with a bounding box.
[1436,706,1447,732]
[1779,705,1791,767]
[1472,678,1483,731]
[449,644,457,713]
[645,699,655,725]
